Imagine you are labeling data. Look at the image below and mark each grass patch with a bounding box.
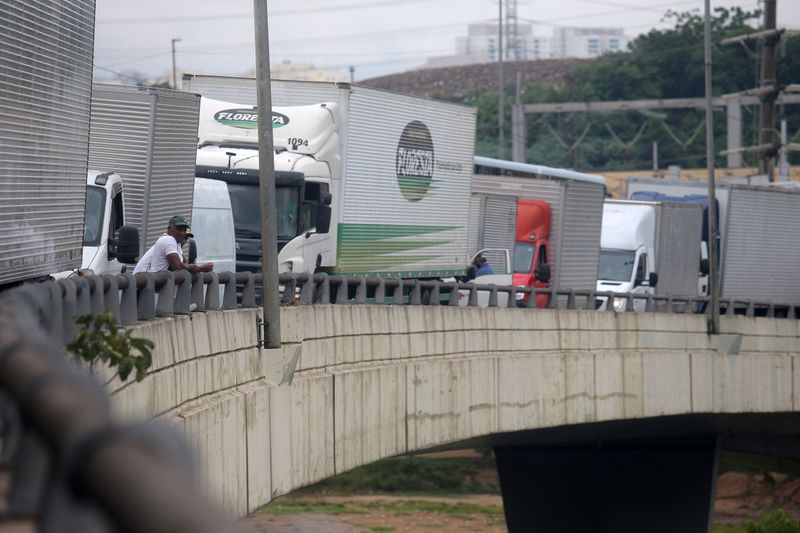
[369,527,395,532]
[261,500,366,516]
[362,499,503,517]
[293,455,500,496]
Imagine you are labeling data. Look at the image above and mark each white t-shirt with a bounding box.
[133,234,183,273]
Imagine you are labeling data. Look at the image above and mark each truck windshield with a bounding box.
[84,185,106,247]
[227,184,301,240]
[514,242,535,274]
[597,249,636,282]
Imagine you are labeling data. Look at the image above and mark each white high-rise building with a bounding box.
[551,27,629,59]
[424,23,627,69]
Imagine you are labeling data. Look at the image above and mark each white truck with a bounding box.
[596,200,702,312]
[63,84,237,278]
[467,156,607,307]
[0,1,95,288]
[627,178,800,307]
[188,77,477,279]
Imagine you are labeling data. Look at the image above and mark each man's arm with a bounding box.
[166,253,213,273]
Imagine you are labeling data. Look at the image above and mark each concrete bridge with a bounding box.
[108,302,800,532]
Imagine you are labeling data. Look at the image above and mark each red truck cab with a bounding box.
[513,199,552,307]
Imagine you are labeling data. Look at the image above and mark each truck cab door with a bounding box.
[103,189,126,274]
[631,251,653,312]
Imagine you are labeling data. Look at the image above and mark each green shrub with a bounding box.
[67,311,154,383]
[744,509,800,533]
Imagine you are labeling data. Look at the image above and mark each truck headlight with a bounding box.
[613,297,626,311]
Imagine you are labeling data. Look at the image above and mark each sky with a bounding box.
[93,0,800,83]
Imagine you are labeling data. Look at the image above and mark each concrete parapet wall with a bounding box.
[108,306,800,517]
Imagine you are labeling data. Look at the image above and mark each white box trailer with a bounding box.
[186,75,476,278]
[0,0,95,286]
[88,84,201,257]
[627,178,800,303]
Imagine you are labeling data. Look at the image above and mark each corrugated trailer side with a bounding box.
[721,186,800,302]
[88,85,200,255]
[654,202,702,297]
[557,181,606,292]
[0,0,95,285]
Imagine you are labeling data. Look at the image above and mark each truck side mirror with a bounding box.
[188,238,198,264]
[109,225,140,264]
[699,258,709,276]
[534,263,551,283]
[316,206,331,234]
[320,191,332,206]
[648,272,659,288]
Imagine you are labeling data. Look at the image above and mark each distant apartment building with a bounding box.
[424,23,627,68]
[551,27,628,59]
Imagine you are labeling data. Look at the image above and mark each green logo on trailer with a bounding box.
[396,121,434,202]
[213,108,290,129]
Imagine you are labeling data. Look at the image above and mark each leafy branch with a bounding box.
[67,311,154,384]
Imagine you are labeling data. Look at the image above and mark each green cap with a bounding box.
[168,215,190,227]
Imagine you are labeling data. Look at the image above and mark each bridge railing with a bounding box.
[10,271,800,347]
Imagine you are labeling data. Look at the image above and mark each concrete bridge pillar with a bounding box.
[495,436,719,532]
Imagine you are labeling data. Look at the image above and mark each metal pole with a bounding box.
[254,0,281,348]
[652,141,658,174]
[512,70,525,162]
[171,38,182,89]
[758,0,777,178]
[498,0,505,159]
[779,119,789,181]
[704,0,720,335]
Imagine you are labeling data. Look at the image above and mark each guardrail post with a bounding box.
[374,278,386,304]
[766,303,775,318]
[487,286,498,307]
[791,305,799,320]
[391,278,403,305]
[119,273,137,325]
[222,273,237,309]
[75,277,91,316]
[584,291,596,311]
[317,273,331,304]
[448,283,460,306]
[137,274,156,320]
[746,300,755,317]
[468,286,478,307]
[191,273,205,312]
[205,272,220,310]
[101,275,120,323]
[355,276,368,304]
[566,290,576,310]
[155,271,176,317]
[724,300,734,316]
[409,280,421,305]
[548,287,558,309]
[334,276,349,305]
[281,276,297,305]
[241,272,256,308]
[645,294,655,313]
[174,271,191,315]
[59,280,77,343]
[428,282,440,306]
[299,274,315,305]
[45,282,63,342]
[684,298,694,314]
[88,276,104,315]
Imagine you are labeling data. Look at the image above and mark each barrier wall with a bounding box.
[110,306,800,517]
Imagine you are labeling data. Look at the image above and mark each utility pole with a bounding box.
[253,0,281,349]
[171,38,182,89]
[498,0,505,159]
[704,0,720,335]
[757,0,778,178]
[349,66,355,83]
[512,70,525,162]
